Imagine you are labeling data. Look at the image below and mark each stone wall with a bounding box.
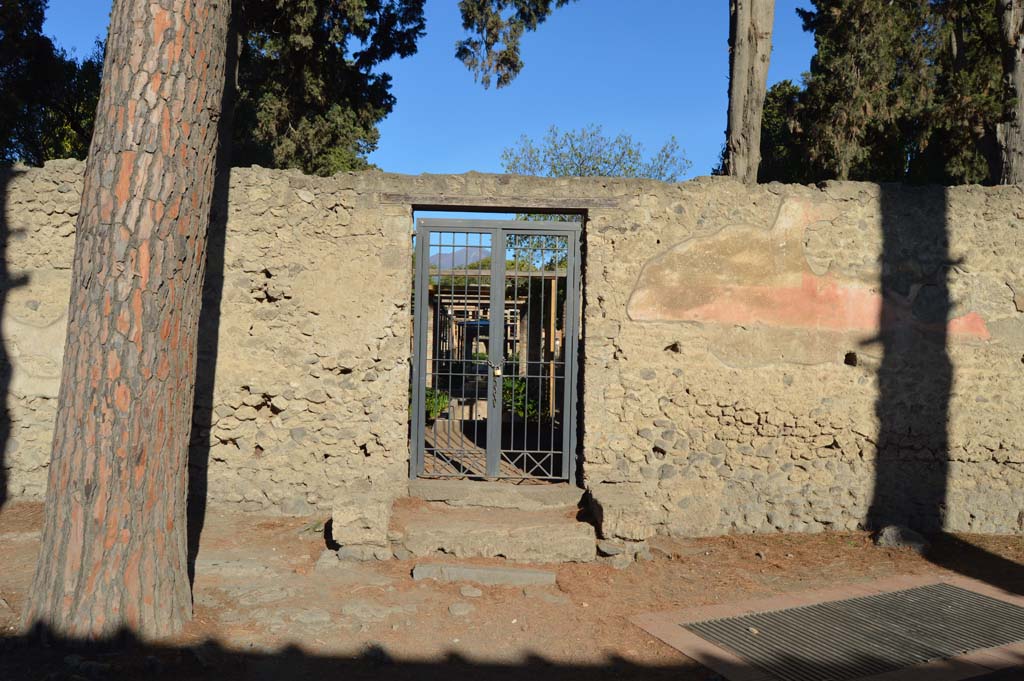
[583,180,1024,538]
[2,161,1022,537]
[1,161,413,513]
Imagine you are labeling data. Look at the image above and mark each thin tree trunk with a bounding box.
[978,125,1002,185]
[724,0,775,183]
[23,0,232,639]
[997,0,1024,184]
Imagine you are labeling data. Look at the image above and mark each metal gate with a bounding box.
[410,218,582,482]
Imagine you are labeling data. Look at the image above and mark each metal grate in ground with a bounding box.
[683,583,1024,681]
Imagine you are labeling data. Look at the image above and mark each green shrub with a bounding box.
[424,388,450,422]
[502,377,539,419]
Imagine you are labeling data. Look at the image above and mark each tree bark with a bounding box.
[724,0,775,184]
[23,0,232,639]
[997,0,1024,184]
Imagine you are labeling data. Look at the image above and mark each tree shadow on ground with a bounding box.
[868,184,1023,596]
[925,534,1024,597]
[0,627,1019,681]
[0,169,29,509]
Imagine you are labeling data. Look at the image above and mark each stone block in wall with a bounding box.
[588,483,662,541]
[331,481,398,549]
[665,478,726,536]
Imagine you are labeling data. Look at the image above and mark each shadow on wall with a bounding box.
[0,169,29,509]
[869,184,1024,596]
[1,628,1020,681]
[0,170,9,509]
[186,162,227,585]
[868,184,952,534]
[186,15,239,586]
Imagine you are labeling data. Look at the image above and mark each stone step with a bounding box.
[411,563,556,586]
[408,479,583,511]
[392,501,596,563]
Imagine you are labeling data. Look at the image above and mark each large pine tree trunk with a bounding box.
[724,0,775,183]
[997,0,1024,184]
[23,0,232,639]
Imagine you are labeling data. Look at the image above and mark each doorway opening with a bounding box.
[410,215,583,483]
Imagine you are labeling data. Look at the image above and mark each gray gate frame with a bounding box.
[410,217,583,483]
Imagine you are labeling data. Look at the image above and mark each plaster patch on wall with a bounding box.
[627,198,990,341]
[3,270,71,398]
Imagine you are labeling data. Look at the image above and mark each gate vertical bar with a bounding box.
[410,222,430,478]
[486,227,506,477]
[470,232,483,465]
[562,224,582,481]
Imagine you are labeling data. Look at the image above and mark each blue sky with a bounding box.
[43,0,815,178]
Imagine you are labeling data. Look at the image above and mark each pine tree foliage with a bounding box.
[9,0,579,174]
[18,0,1014,183]
[757,80,810,183]
[456,0,577,88]
[928,0,1004,183]
[0,2,102,165]
[762,0,1011,184]
[797,0,935,181]
[232,0,426,175]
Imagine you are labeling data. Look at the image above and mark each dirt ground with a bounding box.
[2,501,1022,681]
